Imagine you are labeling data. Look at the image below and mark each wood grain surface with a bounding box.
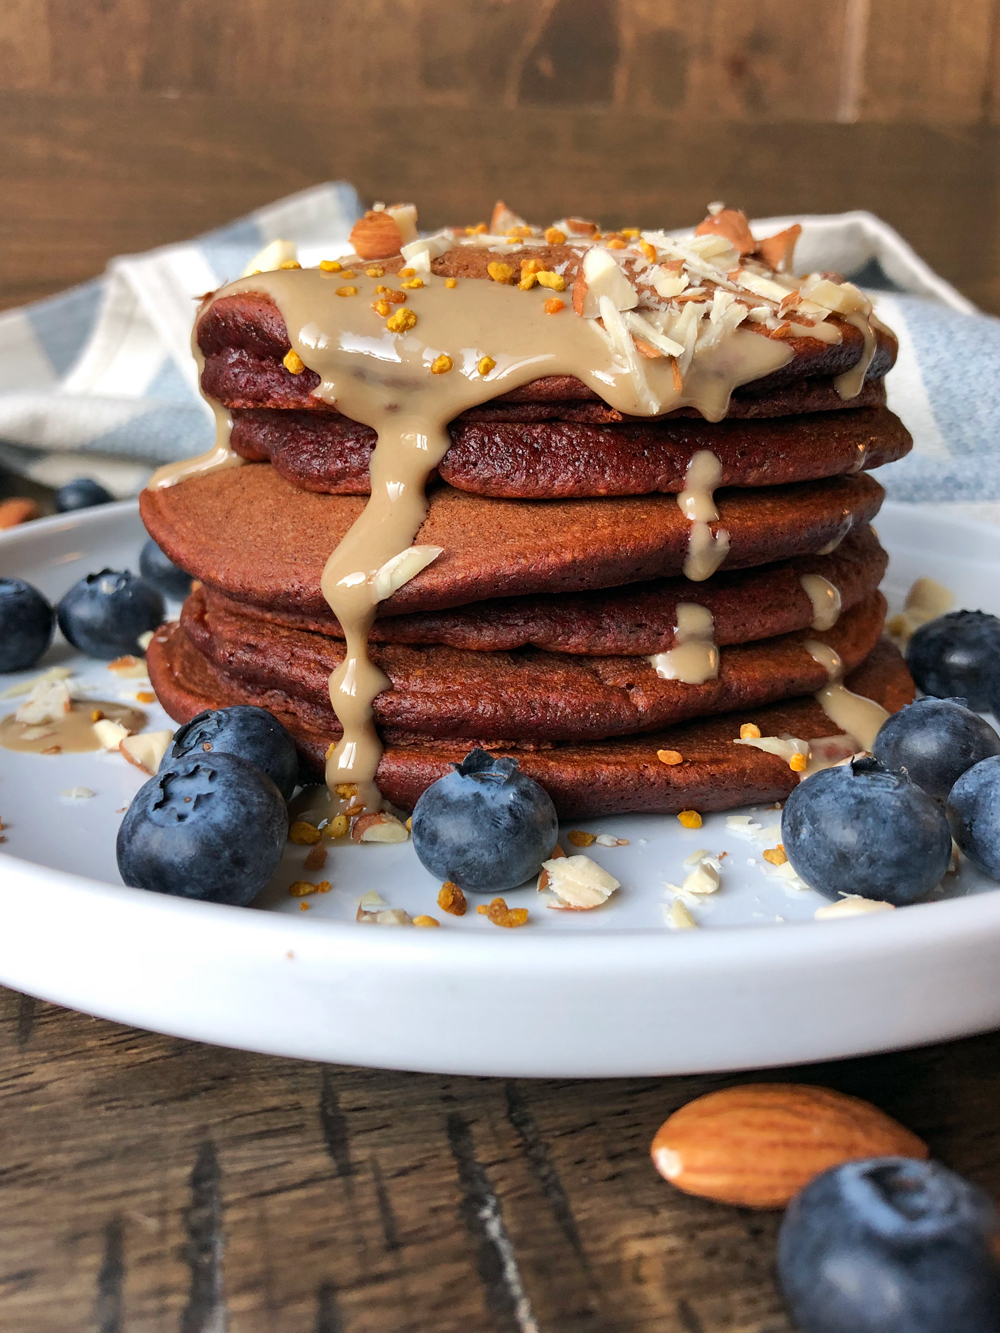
[0,985,998,1331]
[1,0,999,312]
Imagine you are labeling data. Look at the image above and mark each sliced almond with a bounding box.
[15,679,72,724]
[94,719,131,750]
[540,853,619,911]
[574,247,638,319]
[370,545,443,601]
[651,1083,927,1208]
[240,238,297,277]
[814,895,895,919]
[489,200,527,234]
[120,729,174,776]
[385,203,419,245]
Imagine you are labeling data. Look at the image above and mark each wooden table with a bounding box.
[2,985,998,1331]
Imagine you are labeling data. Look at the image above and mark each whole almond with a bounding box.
[349,211,403,261]
[0,497,41,529]
[651,1083,927,1209]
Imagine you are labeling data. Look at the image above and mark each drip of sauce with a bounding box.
[788,320,842,345]
[149,334,240,490]
[677,450,730,582]
[815,514,853,556]
[0,701,145,754]
[834,312,877,400]
[799,574,842,631]
[804,639,889,750]
[150,268,794,810]
[648,603,719,684]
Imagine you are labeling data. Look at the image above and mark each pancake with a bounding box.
[171,589,885,744]
[229,405,911,499]
[140,465,885,619]
[203,525,887,655]
[208,364,888,420]
[198,272,896,414]
[146,629,914,816]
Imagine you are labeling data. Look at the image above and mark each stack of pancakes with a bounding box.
[142,221,915,817]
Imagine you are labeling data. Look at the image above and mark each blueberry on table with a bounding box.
[411,748,558,893]
[778,1156,1000,1333]
[164,705,299,801]
[782,756,952,906]
[117,752,289,905]
[139,537,193,600]
[53,477,115,512]
[0,577,54,672]
[947,754,1000,879]
[872,697,1000,801]
[906,610,1000,711]
[56,568,164,660]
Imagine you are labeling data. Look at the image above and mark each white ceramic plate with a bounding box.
[1,500,999,1076]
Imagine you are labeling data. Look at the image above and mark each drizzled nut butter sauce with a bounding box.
[150,204,882,810]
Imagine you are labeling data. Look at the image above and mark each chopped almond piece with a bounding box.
[351,812,409,843]
[119,729,173,775]
[304,844,327,871]
[94,719,130,750]
[694,206,756,255]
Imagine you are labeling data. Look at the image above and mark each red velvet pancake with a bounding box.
[228,404,910,498]
[166,589,885,745]
[146,629,914,816]
[200,525,887,655]
[139,466,885,619]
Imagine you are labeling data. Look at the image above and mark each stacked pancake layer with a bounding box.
[143,218,915,816]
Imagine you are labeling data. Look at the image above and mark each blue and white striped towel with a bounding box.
[0,183,995,504]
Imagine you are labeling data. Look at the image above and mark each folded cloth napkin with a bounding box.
[0,185,995,503]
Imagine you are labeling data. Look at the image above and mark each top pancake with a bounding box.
[197,249,897,419]
[140,464,885,618]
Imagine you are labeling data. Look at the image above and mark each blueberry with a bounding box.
[907,610,1000,711]
[872,697,1000,801]
[778,1156,1000,1333]
[947,754,1000,879]
[164,706,299,801]
[53,477,115,512]
[56,568,164,660]
[116,751,288,905]
[0,577,54,672]
[782,756,952,905]
[411,748,558,893]
[139,537,193,600]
